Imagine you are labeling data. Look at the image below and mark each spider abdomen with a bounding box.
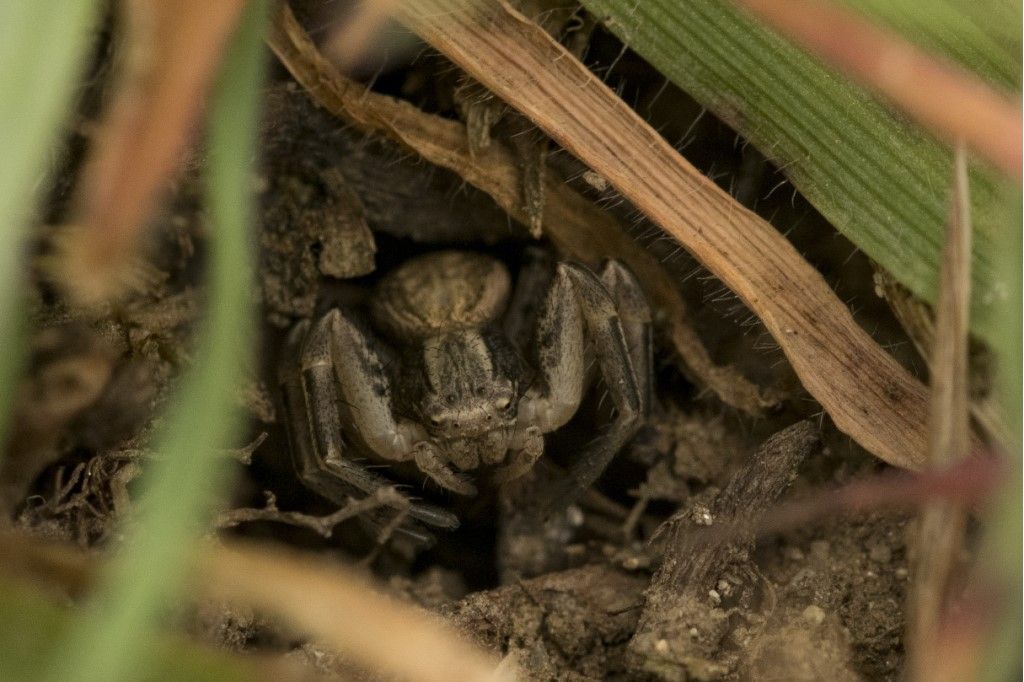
[371,251,511,338]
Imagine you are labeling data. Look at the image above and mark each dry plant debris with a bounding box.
[394,0,932,469]
[873,268,1008,445]
[266,3,777,416]
[214,486,407,539]
[907,146,974,681]
[630,420,819,678]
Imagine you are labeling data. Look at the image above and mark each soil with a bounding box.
[5,10,934,681]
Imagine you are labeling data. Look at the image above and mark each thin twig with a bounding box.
[214,487,405,538]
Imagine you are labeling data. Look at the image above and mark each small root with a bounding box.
[214,487,407,539]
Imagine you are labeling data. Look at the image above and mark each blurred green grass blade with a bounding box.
[979,189,1021,681]
[0,580,255,681]
[579,0,1018,346]
[0,1,103,449]
[43,2,269,680]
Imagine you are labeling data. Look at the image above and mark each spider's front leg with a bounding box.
[517,260,652,518]
[280,311,461,532]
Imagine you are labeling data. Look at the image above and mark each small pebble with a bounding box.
[655,639,670,654]
[692,506,714,526]
[869,543,892,563]
[802,605,826,625]
[708,589,721,606]
[689,627,700,638]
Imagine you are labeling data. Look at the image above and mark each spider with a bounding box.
[278,249,652,540]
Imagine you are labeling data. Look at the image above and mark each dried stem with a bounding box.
[214,486,405,538]
[907,144,974,681]
[203,540,508,682]
[54,0,247,305]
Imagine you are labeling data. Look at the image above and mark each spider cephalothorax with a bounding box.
[279,250,652,537]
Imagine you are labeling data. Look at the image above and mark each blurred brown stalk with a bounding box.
[737,0,1022,180]
[55,0,245,305]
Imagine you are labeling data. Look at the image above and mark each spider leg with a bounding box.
[317,310,475,497]
[599,259,654,416]
[503,246,555,351]
[519,262,645,517]
[279,319,459,531]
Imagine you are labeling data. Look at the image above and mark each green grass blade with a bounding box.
[579,0,1018,346]
[0,1,103,450]
[0,580,256,682]
[42,2,269,680]
[978,188,1021,681]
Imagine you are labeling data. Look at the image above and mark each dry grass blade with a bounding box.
[395,0,931,468]
[873,269,1009,446]
[907,144,973,681]
[736,0,1022,180]
[204,541,508,682]
[53,0,246,305]
[266,3,776,415]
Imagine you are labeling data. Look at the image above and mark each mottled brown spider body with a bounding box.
[279,250,652,537]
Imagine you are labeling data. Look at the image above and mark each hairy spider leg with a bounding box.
[279,319,459,532]
[599,259,654,416]
[519,262,650,518]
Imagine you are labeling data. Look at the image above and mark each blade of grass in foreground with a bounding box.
[579,0,1017,347]
[977,188,1022,681]
[43,2,269,680]
[0,0,103,454]
[0,580,257,681]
